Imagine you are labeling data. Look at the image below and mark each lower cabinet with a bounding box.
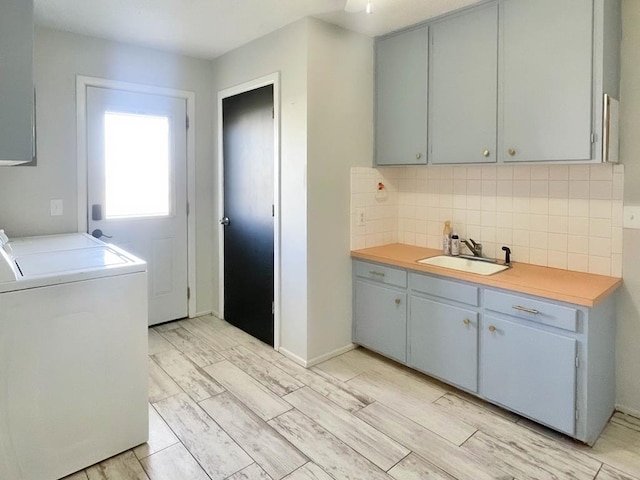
[352,259,616,445]
[409,296,478,392]
[480,315,577,435]
[354,279,407,363]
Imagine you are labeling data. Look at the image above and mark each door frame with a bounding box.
[217,72,281,350]
[76,75,198,318]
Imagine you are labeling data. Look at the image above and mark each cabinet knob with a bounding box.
[483,149,490,158]
[395,298,401,305]
[463,318,471,325]
[488,325,496,332]
[415,152,422,160]
[508,148,516,157]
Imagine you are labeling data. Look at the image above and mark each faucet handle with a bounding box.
[469,238,480,248]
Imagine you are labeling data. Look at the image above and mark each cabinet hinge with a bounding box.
[272,107,274,119]
[187,287,191,300]
[272,301,275,315]
[186,202,190,216]
[186,115,190,130]
[591,133,598,144]
[575,409,579,420]
[272,204,275,217]
[575,356,580,368]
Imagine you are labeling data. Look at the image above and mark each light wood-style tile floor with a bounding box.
[63,315,640,480]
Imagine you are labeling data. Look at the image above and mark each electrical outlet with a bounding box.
[356,208,366,226]
[624,206,640,229]
[50,199,63,216]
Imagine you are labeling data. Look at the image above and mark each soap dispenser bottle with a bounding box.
[443,221,452,255]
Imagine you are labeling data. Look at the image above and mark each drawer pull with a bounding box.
[463,318,471,325]
[395,298,401,305]
[488,325,496,332]
[370,271,385,278]
[512,305,539,315]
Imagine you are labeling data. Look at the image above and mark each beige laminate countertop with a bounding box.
[351,244,622,307]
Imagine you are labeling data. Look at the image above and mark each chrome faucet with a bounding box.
[462,238,483,257]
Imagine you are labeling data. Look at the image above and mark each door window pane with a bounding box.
[104,112,171,218]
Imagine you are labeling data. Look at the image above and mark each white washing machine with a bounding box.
[0,232,148,480]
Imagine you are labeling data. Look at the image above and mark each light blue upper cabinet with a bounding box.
[0,0,35,165]
[500,0,593,162]
[429,5,498,164]
[375,26,428,166]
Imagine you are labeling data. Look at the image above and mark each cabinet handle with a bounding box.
[369,271,385,278]
[512,305,539,315]
[463,318,471,325]
[416,152,422,160]
[508,148,516,157]
[395,298,401,305]
[483,149,490,158]
[488,325,496,332]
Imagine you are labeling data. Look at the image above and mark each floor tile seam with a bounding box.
[354,400,464,451]
[511,416,623,471]
[151,349,227,401]
[460,429,606,480]
[157,328,226,363]
[89,450,150,480]
[196,391,310,475]
[347,383,476,444]
[281,387,411,469]
[149,396,226,479]
[267,407,392,479]
[221,352,306,397]
[138,443,214,480]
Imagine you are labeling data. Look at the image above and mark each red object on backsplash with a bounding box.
[377,182,385,190]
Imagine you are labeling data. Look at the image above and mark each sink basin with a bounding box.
[418,256,509,275]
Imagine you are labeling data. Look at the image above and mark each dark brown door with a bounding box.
[222,85,274,345]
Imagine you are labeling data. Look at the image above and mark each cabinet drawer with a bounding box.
[484,290,578,333]
[354,261,407,288]
[410,272,479,306]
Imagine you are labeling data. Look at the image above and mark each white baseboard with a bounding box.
[277,347,308,367]
[278,343,357,368]
[615,404,640,419]
[306,343,357,367]
[191,310,213,319]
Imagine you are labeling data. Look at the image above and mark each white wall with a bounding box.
[211,18,373,364]
[211,20,310,360]
[306,19,373,361]
[617,0,640,415]
[0,27,214,314]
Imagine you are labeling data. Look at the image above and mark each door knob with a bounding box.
[508,148,516,157]
[488,325,496,332]
[483,149,490,157]
[219,217,230,226]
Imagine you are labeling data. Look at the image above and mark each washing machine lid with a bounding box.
[3,233,103,256]
[14,246,130,277]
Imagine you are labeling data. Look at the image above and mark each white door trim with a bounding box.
[76,75,198,318]
[217,72,281,350]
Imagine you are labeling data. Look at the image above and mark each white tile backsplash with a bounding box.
[351,163,624,277]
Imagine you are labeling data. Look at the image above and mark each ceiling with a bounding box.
[33,0,483,60]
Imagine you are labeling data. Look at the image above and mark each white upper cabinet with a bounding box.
[375,26,428,166]
[500,0,594,163]
[0,0,35,165]
[429,4,498,164]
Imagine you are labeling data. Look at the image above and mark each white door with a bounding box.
[86,86,188,325]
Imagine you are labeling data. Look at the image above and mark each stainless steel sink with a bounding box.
[417,255,510,275]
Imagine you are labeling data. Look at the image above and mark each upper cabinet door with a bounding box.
[430,5,498,164]
[500,0,593,162]
[0,0,34,165]
[375,27,428,166]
